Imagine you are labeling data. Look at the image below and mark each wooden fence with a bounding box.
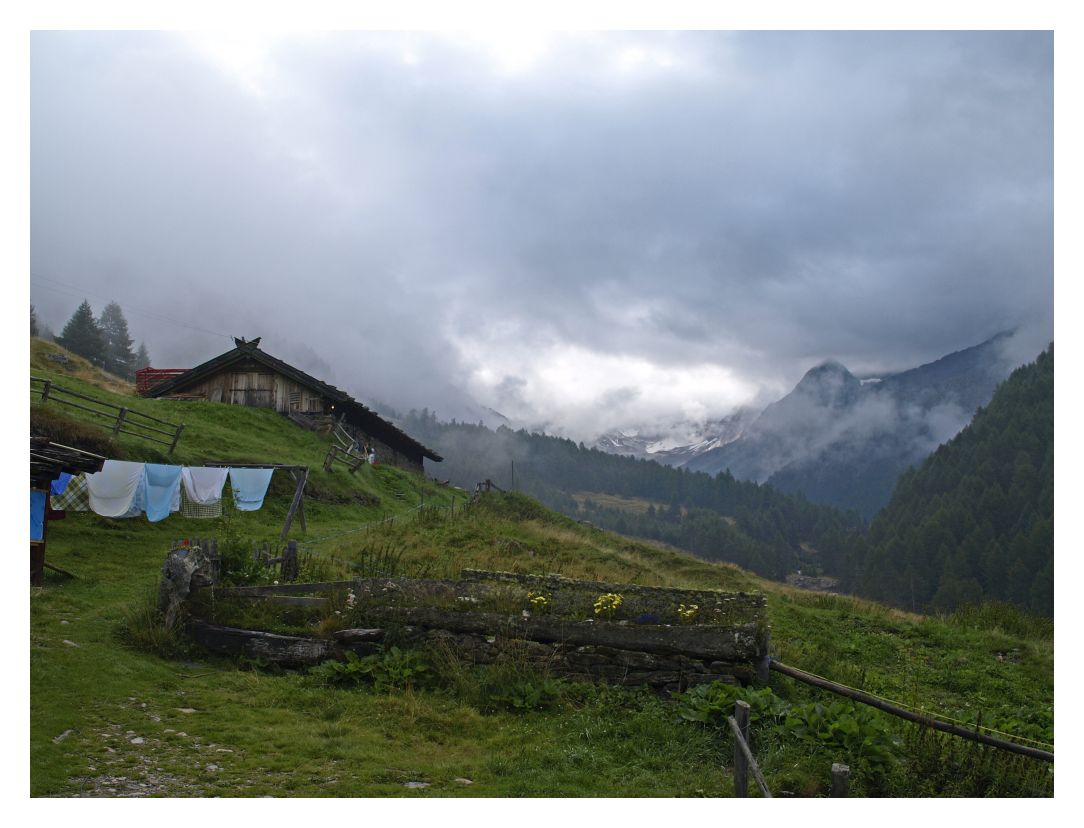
[728,699,849,798]
[31,376,185,453]
[769,659,1054,763]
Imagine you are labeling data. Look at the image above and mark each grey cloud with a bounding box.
[30,31,1052,440]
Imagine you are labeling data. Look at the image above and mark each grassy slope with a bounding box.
[29,340,1054,797]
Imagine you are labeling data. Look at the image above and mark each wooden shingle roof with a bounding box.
[147,340,442,462]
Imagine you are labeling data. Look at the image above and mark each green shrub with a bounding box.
[310,646,430,692]
[784,700,900,777]
[484,675,564,712]
[675,682,788,728]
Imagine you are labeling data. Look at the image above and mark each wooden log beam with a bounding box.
[43,561,78,579]
[215,580,355,597]
[188,621,377,666]
[353,604,762,662]
[459,569,767,610]
[769,659,1054,763]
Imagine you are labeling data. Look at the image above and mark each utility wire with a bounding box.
[31,272,234,341]
[298,502,431,549]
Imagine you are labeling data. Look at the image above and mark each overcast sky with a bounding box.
[29,30,1053,440]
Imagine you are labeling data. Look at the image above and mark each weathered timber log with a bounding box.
[188,621,380,666]
[215,580,354,597]
[238,595,328,608]
[769,659,1055,763]
[459,569,767,611]
[353,605,764,661]
[351,575,767,631]
[331,628,385,643]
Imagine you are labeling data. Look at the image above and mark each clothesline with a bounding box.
[47,460,276,523]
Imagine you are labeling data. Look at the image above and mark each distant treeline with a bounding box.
[400,409,865,583]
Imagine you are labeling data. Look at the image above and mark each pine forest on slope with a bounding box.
[854,345,1054,616]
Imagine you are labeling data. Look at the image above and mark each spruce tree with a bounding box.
[56,300,105,366]
[134,341,151,371]
[98,301,136,379]
[30,304,38,337]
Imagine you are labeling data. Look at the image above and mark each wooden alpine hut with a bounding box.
[144,337,442,474]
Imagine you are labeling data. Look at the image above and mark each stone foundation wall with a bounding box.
[418,628,755,692]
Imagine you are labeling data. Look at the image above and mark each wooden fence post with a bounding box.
[40,380,51,403]
[734,699,750,797]
[831,763,850,798]
[113,407,128,435]
[280,468,308,540]
[168,424,184,454]
[282,540,299,582]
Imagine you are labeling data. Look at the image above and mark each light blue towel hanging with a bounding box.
[228,467,275,511]
[144,464,183,522]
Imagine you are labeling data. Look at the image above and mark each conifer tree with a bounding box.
[134,341,151,371]
[30,304,38,337]
[56,300,105,366]
[98,301,136,379]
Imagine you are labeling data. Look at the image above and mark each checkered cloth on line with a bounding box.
[180,486,222,519]
[50,474,90,511]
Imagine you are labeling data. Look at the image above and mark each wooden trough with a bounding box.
[165,550,770,688]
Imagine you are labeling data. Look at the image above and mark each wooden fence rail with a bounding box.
[31,376,185,453]
[769,659,1054,763]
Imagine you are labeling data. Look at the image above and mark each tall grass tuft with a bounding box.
[942,601,1053,640]
[898,722,1054,797]
[118,590,191,658]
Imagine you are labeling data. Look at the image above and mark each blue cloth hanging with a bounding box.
[31,490,47,541]
[144,464,183,523]
[228,467,275,511]
[50,472,73,496]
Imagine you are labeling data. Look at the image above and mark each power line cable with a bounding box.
[31,272,234,340]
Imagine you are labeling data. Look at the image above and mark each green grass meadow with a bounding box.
[28,339,1054,797]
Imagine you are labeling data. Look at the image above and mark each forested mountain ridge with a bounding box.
[683,332,1020,517]
[855,345,1053,615]
[399,408,864,582]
